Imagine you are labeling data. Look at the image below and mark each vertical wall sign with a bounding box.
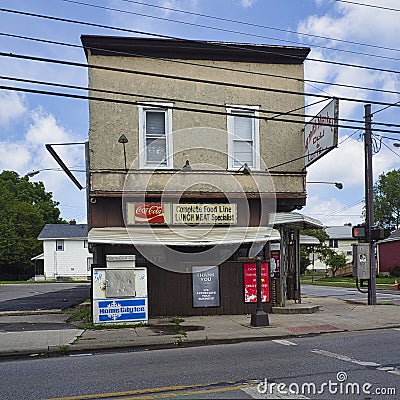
[192,266,220,307]
[243,262,270,302]
[270,243,281,277]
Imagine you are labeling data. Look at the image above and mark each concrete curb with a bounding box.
[0,309,63,316]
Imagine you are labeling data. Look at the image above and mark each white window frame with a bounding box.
[226,105,260,171]
[55,239,64,251]
[138,103,173,169]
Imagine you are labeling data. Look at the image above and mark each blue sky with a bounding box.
[0,0,399,226]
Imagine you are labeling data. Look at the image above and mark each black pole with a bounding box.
[123,142,127,171]
[251,256,269,327]
[364,104,376,305]
[256,256,262,312]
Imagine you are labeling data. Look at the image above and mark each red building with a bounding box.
[377,229,400,274]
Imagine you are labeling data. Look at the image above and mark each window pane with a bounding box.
[146,137,167,164]
[233,113,253,141]
[233,140,253,166]
[146,111,165,136]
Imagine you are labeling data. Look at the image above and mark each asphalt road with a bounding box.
[0,328,398,399]
[301,283,400,305]
[0,283,91,311]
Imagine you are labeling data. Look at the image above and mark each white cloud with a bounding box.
[302,195,364,226]
[26,109,71,145]
[0,91,26,126]
[240,0,257,8]
[306,135,400,188]
[0,107,86,221]
[0,141,32,172]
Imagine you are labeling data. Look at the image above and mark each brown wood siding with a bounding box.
[142,260,260,317]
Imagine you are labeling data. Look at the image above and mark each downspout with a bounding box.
[295,229,301,303]
[280,225,286,307]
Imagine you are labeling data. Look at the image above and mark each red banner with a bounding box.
[134,203,165,224]
[244,262,269,303]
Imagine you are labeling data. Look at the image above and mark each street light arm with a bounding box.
[307,181,343,189]
[45,144,84,190]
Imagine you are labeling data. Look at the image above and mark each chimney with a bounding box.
[69,219,76,225]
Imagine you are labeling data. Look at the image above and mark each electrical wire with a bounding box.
[335,0,400,13]
[3,50,400,115]
[3,81,400,135]
[117,0,400,54]
[2,7,400,77]
[4,31,400,100]
[58,0,400,63]
[5,74,400,130]
[381,140,400,159]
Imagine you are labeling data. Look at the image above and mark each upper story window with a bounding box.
[56,239,64,251]
[329,239,338,248]
[138,103,173,168]
[227,105,260,171]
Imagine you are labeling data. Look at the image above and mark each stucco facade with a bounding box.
[83,37,309,203]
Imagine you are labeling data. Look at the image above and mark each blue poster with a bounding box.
[94,298,148,323]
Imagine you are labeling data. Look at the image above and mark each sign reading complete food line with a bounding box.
[172,203,237,225]
[126,203,237,225]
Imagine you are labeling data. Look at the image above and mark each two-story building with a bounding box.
[82,36,311,316]
[34,222,92,281]
[312,225,355,272]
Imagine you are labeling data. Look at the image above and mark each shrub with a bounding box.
[388,265,400,278]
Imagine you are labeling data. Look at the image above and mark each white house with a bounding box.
[312,225,355,271]
[34,223,92,281]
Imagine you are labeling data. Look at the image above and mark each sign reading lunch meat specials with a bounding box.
[172,203,237,225]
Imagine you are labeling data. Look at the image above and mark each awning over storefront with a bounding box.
[270,212,323,230]
[88,226,280,246]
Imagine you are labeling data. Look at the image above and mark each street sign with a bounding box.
[304,99,339,168]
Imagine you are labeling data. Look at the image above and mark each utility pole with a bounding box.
[364,104,377,305]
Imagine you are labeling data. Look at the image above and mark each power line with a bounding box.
[4,31,400,100]
[335,0,400,13]
[116,0,400,54]
[2,7,400,78]
[5,74,400,130]
[3,83,400,136]
[3,49,400,114]
[58,0,400,63]
[381,140,400,159]
[0,74,320,122]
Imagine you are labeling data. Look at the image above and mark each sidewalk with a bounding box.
[0,295,399,358]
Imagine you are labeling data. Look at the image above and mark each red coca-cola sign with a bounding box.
[134,203,165,224]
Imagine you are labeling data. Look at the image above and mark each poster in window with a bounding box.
[243,262,270,303]
[192,266,220,308]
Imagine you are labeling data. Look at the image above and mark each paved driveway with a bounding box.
[0,283,90,311]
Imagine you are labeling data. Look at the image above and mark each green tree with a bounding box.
[300,247,311,275]
[0,170,65,279]
[317,246,347,277]
[301,228,329,244]
[373,169,400,231]
[300,228,328,275]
